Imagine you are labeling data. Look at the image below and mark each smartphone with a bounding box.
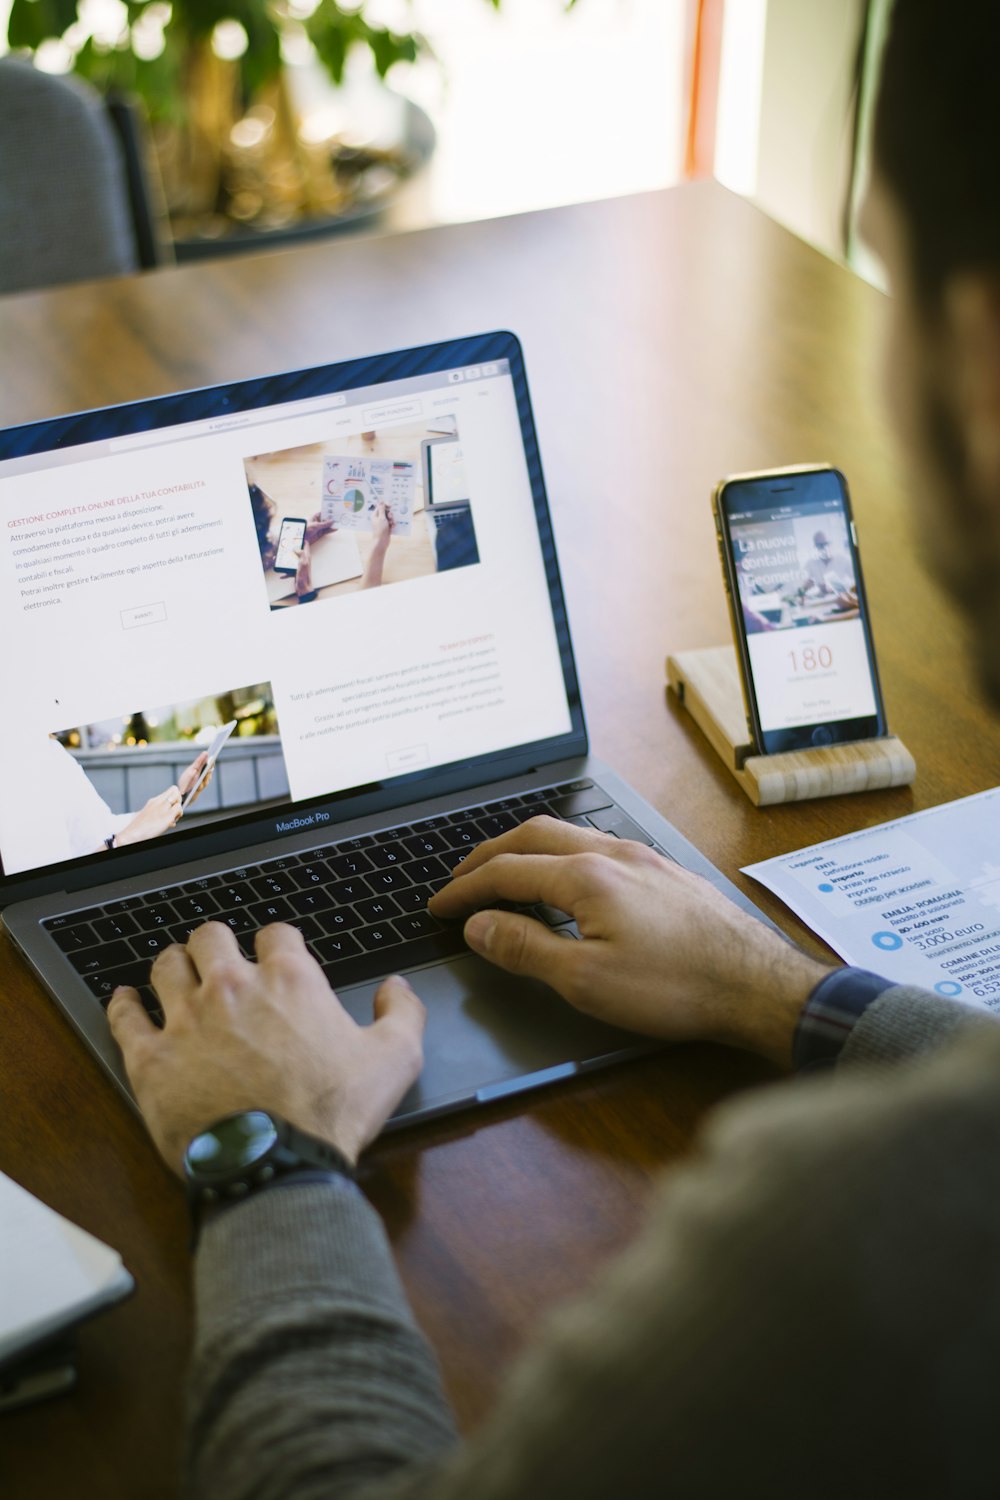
[181,720,238,811]
[712,464,887,755]
[274,516,307,575]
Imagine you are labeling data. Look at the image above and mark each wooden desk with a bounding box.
[3,182,999,1498]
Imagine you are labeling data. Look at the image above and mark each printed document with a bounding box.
[743,787,1000,1011]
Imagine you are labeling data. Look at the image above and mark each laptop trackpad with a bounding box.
[337,953,644,1125]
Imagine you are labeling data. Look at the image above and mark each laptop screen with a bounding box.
[0,334,582,892]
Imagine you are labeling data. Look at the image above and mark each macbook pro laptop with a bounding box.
[0,331,767,1127]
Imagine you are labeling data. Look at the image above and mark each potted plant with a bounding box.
[4,0,504,247]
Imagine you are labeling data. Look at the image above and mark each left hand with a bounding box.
[107,922,426,1172]
[305,510,335,544]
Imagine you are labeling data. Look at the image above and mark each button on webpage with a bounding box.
[121,601,167,630]
[386,744,428,773]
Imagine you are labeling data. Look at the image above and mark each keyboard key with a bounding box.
[394,883,434,913]
[477,812,517,839]
[326,851,373,879]
[217,885,252,908]
[169,921,205,945]
[357,924,403,953]
[173,893,220,920]
[51,923,98,953]
[555,779,594,794]
[355,895,400,924]
[442,822,483,849]
[318,907,364,935]
[367,867,411,894]
[314,933,363,965]
[285,914,323,944]
[129,929,176,958]
[91,912,141,942]
[67,939,133,975]
[288,888,336,917]
[247,897,294,926]
[403,831,448,858]
[586,808,655,845]
[368,841,407,869]
[84,960,152,999]
[43,913,86,933]
[325,877,372,905]
[293,862,331,888]
[104,896,145,915]
[409,815,450,832]
[314,928,466,991]
[251,872,297,900]
[134,903,177,931]
[391,910,440,940]
[400,855,448,884]
[221,910,256,935]
[548,789,614,819]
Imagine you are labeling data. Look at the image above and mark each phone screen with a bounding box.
[715,467,886,754]
[275,517,306,574]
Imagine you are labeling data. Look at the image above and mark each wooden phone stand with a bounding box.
[665,645,916,807]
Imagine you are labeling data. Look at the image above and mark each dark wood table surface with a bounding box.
[3,181,999,1498]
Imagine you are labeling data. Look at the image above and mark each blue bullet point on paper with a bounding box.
[935,981,963,997]
[872,931,904,951]
[818,883,834,893]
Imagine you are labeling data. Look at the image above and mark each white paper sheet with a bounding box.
[743,787,1000,1010]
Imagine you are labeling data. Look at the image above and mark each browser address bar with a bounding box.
[108,392,347,453]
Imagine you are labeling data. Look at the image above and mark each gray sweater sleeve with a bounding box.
[839,981,998,1068]
[188,987,1000,1500]
[187,1178,458,1499]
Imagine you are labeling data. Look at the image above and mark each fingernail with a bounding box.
[464,912,494,953]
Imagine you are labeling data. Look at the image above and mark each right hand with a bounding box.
[429,818,832,1066]
[370,500,393,553]
[115,785,184,846]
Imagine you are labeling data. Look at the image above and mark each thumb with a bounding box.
[107,986,158,1070]
[372,973,426,1049]
[464,909,572,986]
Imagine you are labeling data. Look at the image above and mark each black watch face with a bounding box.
[185,1110,278,1180]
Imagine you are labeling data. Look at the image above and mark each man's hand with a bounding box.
[429,818,831,1067]
[107,922,425,1172]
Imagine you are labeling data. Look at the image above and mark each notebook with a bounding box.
[0,332,769,1126]
[0,1169,132,1393]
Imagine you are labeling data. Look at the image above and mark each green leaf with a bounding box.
[8,0,80,49]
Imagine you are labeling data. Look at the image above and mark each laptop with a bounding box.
[0,331,767,1128]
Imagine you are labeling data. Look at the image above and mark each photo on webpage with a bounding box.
[43,680,288,868]
[243,414,480,612]
[735,513,859,636]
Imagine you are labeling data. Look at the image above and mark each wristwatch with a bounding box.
[183,1110,356,1234]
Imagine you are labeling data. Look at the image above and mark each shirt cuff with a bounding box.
[793,967,895,1072]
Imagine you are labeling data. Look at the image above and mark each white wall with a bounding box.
[752,0,866,260]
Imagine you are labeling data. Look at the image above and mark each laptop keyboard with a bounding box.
[42,779,657,1027]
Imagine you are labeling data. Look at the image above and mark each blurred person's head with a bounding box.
[248,482,276,559]
[865,0,1000,703]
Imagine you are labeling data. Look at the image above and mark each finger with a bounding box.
[183,919,246,978]
[254,920,313,963]
[107,985,158,1066]
[446,815,619,881]
[372,972,426,1037]
[462,909,580,990]
[430,847,609,919]
[371,974,426,1081]
[149,941,198,1004]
